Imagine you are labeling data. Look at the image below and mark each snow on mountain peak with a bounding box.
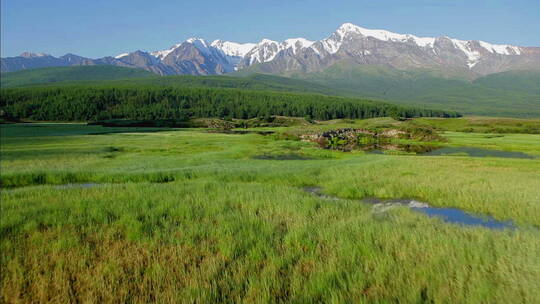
[185,38,212,54]
[336,23,436,48]
[336,23,361,35]
[450,39,522,68]
[332,22,521,68]
[283,38,314,54]
[186,37,207,45]
[140,23,524,71]
[150,43,182,59]
[115,53,129,59]
[246,37,315,64]
[247,40,279,64]
[284,38,314,47]
[211,40,256,57]
[450,39,482,68]
[478,41,521,56]
[259,39,279,45]
[150,38,218,60]
[20,52,49,58]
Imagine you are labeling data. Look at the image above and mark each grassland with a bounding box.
[4,65,540,117]
[413,116,540,134]
[1,119,540,303]
[1,67,337,96]
[288,64,540,117]
[0,66,155,88]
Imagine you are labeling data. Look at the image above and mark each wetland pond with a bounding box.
[209,130,275,135]
[360,144,534,159]
[253,153,316,160]
[305,187,515,230]
[310,128,535,159]
[420,146,535,159]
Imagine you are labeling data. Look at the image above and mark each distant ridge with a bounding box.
[2,23,539,118]
[2,64,539,117]
[2,23,539,76]
[1,66,155,88]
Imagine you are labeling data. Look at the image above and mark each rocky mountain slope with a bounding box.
[3,23,539,77]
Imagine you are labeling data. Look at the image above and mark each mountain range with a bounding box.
[3,23,540,78]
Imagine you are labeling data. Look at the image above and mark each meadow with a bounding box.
[1,119,540,303]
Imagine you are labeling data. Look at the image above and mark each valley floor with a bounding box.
[1,119,539,303]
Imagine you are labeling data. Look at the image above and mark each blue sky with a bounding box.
[1,0,539,58]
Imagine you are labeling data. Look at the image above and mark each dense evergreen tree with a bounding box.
[0,85,460,121]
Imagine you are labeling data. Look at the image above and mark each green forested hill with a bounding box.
[115,73,338,95]
[1,67,338,95]
[2,65,539,117]
[0,85,459,122]
[288,64,540,117]
[473,70,540,94]
[0,66,156,88]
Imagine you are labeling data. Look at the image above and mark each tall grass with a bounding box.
[1,123,540,303]
[2,181,539,303]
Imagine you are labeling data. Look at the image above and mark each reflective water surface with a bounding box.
[305,187,515,230]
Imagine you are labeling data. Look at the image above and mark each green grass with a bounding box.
[1,68,338,96]
[5,65,540,118]
[0,66,155,88]
[1,122,540,303]
[414,116,540,134]
[280,116,540,140]
[473,70,540,94]
[288,64,540,117]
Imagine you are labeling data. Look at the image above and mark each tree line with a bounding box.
[0,85,461,122]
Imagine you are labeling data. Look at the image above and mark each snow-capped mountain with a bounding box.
[210,40,256,58]
[2,23,539,76]
[238,38,315,66]
[245,23,537,75]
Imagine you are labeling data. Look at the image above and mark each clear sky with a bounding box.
[1,0,539,58]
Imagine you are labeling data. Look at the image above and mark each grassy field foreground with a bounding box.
[1,122,540,303]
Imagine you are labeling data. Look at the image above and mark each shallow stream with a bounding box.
[365,144,534,159]
[304,187,515,230]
